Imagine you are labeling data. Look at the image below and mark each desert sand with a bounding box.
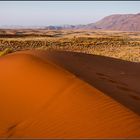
[0,50,140,138]
[32,50,140,115]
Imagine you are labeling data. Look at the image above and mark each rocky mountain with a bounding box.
[81,13,140,31]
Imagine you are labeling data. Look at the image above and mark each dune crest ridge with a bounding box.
[0,51,140,138]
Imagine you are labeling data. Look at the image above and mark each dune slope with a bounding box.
[0,51,140,138]
[32,50,140,115]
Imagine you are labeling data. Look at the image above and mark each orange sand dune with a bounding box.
[0,51,140,138]
[31,50,140,115]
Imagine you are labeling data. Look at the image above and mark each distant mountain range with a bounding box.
[1,13,140,31]
[81,13,140,31]
[46,13,140,31]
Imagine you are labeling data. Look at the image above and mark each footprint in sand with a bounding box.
[96,72,128,87]
[117,85,140,95]
[129,94,140,101]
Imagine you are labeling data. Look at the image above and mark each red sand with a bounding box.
[32,50,140,115]
[0,51,140,138]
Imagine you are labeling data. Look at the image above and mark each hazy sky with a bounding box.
[0,1,140,26]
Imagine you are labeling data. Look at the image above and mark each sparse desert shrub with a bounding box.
[0,48,13,56]
[0,30,140,62]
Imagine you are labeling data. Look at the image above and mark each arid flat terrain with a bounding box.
[0,50,140,138]
[0,29,140,62]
